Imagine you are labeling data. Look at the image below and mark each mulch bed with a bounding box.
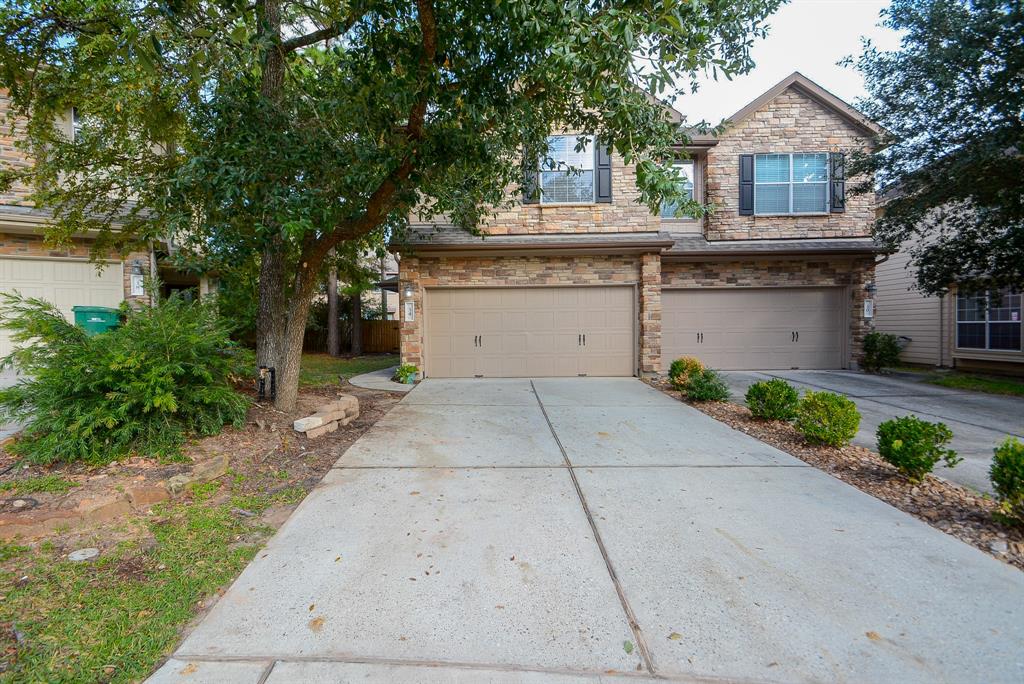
[648,379,1024,571]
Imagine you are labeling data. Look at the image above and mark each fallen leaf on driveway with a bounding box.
[668,632,682,641]
[179,663,198,675]
[308,616,325,632]
[409,491,420,495]
[308,604,315,611]
[866,631,882,641]
[623,640,634,654]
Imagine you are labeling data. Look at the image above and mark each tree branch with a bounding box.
[281,13,361,52]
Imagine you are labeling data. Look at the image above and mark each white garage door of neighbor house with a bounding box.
[0,257,124,357]
[662,287,845,370]
[425,286,635,378]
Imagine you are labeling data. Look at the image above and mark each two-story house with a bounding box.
[392,72,884,378]
[0,90,210,358]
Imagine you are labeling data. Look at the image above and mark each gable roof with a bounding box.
[725,71,882,138]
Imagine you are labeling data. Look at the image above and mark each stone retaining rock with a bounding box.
[0,453,231,540]
[293,395,360,439]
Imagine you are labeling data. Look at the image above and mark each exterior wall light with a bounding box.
[403,284,414,298]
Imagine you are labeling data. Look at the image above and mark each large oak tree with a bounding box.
[849,0,1023,295]
[0,0,780,408]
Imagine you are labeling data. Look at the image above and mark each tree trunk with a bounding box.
[255,240,318,411]
[351,294,363,356]
[327,260,339,357]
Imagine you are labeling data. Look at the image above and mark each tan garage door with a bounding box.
[662,287,845,370]
[425,286,634,377]
[0,257,124,357]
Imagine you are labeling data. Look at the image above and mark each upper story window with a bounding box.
[660,160,695,219]
[540,135,594,204]
[754,152,828,215]
[957,288,1021,351]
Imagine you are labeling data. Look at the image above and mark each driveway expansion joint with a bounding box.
[530,380,657,676]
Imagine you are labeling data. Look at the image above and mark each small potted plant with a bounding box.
[394,363,419,385]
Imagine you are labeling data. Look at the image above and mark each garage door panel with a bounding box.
[663,288,844,370]
[1,257,123,357]
[425,286,634,378]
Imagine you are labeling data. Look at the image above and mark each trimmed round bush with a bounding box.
[794,391,860,447]
[683,368,730,402]
[990,437,1024,526]
[745,378,799,421]
[669,356,704,390]
[876,415,960,482]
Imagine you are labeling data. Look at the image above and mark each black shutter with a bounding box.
[522,150,538,204]
[830,152,846,213]
[595,140,612,203]
[738,154,754,215]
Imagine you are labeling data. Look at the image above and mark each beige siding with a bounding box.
[873,248,945,366]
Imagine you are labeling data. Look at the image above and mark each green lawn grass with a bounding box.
[926,372,1024,398]
[0,484,304,682]
[0,475,79,496]
[299,353,398,387]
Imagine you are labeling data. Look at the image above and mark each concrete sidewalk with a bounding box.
[150,378,1024,683]
[721,370,1024,493]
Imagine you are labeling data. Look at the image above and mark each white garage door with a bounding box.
[0,257,124,357]
[662,287,845,370]
[425,286,635,378]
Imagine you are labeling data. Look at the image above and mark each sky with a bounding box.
[674,0,904,125]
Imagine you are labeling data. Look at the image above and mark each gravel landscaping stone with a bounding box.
[68,547,99,562]
[648,379,1024,571]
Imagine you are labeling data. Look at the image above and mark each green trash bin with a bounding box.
[72,306,121,336]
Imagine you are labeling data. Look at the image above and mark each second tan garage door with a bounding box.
[662,287,845,370]
[425,286,635,377]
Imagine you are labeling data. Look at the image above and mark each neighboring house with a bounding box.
[0,90,203,357]
[875,244,1022,376]
[391,72,884,378]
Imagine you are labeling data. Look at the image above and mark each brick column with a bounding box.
[638,252,662,377]
[848,256,876,370]
[398,255,423,369]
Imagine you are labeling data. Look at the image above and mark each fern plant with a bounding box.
[0,292,250,464]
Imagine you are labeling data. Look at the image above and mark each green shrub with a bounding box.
[862,332,901,372]
[682,368,730,402]
[394,363,419,383]
[990,437,1024,525]
[794,391,861,447]
[668,356,703,389]
[876,415,960,482]
[0,292,250,465]
[745,378,800,421]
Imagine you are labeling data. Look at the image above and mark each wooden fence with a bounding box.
[303,319,399,354]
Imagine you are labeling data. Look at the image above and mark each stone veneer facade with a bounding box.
[703,88,875,241]
[399,82,881,377]
[479,149,658,235]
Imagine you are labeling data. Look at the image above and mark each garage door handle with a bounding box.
[583,333,586,346]
[795,331,799,342]
[578,334,581,346]
[479,335,483,347]
[791,331,795,342]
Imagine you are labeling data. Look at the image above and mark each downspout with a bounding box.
[938,294,944,368]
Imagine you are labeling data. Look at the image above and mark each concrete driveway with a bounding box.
[151,378,1024,683]
[721,370,1024,494]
